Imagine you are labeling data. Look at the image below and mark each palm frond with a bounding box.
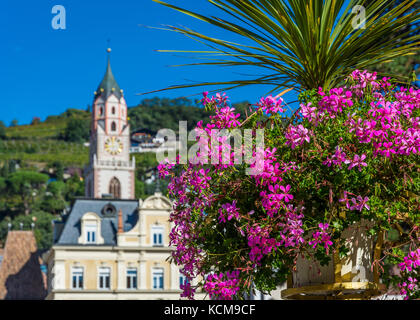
[152,0,420,94]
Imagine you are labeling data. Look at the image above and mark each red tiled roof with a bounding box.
[0,231,47,300]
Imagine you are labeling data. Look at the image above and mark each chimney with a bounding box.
[118,209,123,234]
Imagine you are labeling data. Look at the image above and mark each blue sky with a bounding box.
[0,0,299,126]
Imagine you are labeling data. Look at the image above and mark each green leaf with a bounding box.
[152,0,420,94]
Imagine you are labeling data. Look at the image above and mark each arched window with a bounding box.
[99,107,103,116]
[109,177,121,199]
[112,107,115,114]
[111,121,117,131]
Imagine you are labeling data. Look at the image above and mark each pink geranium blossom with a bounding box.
[345,153,368,171]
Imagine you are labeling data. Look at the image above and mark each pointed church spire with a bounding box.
[95,48,123,100]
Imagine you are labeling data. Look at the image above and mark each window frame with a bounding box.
[85,222,97,244]
[71,266,84,290]
[151,225,164,247]
[98,267,111,290]
[126,268,138,290]
[152,268,164,290]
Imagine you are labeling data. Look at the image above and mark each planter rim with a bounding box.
[281,282,386,300]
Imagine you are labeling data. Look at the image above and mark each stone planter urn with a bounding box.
[281,219,386,300]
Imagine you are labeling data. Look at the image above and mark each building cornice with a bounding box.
[51,289,184,294]
[52,245,175,252]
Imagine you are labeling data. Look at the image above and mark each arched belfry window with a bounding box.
[112,107,115,114]
[109,177,121,199]
[111,121,117,132]
[99,107,103,116]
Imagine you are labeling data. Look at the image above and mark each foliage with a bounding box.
[6,170,49,215]
[0,211,55,250]
[367,0,420,81]
[159,71,419,299]
[0,121,6,140]
[62,118,90,143]
[0,162,85,248]
[154,0,420,94]
[128,97,250,132]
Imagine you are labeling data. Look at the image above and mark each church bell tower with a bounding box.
[84,49,135,199]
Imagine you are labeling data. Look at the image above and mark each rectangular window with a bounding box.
[126,268,138,289]
[71,267,84,289]
[152,269,164,290]
[85,223,97,244]
[152,226,164,246]
[98,267,111,290]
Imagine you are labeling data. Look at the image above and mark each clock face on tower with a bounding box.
[104,137,123,155]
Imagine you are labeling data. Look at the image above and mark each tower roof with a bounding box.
[95,49,123,101]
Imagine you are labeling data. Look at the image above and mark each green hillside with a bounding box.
[1,109,90,167]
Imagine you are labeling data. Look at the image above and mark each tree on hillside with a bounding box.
[31,117,41,125]
[128,97,247,133]
[0,121,6,140]
[9,119,18,127]
[153,0,420,94]
[0,177,5,191]
[368,0,419,82]
[63,118,90,143]
[7,170,49,215]
[64,173,85,200]
[41,181,67,215]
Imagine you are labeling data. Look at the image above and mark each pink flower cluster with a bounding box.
[157,158,175,178]
[300,71,419,162]
[203,271,241,300]
[277,204,305,248]
[161,80,419,299]
[344,153,367,171]
[318,87,353,117]
[323,146,347,168]
[348,69,379,97]
[339,192,370,212]
[308,223,333,254]
[398,249,420,299]
[219,201,240,223]
[166,165,215,299]
[260,184,293,217]
[399,248,420,272]
[250,147,283,186]
[399,277,418,300]
[202,92,241,129]
[285,124,311,149]
[346,89,420,158]
[300,102,318,123]
[247,225,280,263]
[256,95,284,115]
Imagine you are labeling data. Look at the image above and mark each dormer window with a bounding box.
[85,222,97,244]
[78,212,104,245]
